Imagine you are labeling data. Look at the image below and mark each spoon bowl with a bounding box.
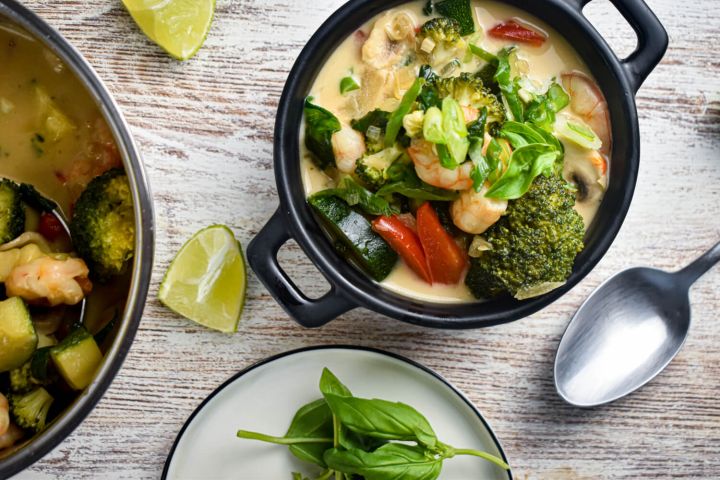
[555,242,720,407]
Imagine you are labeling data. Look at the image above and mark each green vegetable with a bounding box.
[30,346,55,383]
[9,362,35,393]
[354,145,405,190]
[556,117,602,150]
[440,97,469,167]
[431,73,505,127]
[314,177,396,216]
[417,18,466,69]
[339,76,360,94]
[236,368,510,479]
[466,174,584,299]
[484,143,561,200]
[324,393,438,449]
[525,81,570,131]
[51,327,103,390]
[377,158,459,201]
[0,178,25,245]
[0,297,37,373]
[9,387,54,432]
[70,168,135,279]
[324,444,443,480]
[351,109,390,154]
[468,43,497,63]
[385,78,424,147]
[308,195,397,281]
[434,0,475,36]
[494,47,524,122]
[304,97,341,169]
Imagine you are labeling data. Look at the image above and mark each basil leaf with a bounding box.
[285,399,335,467]
[304,97,341,170]
[319,367,352,398]
[340,76,360,94]
[323,393,438,449]
[500,121,563,154]
[434,0,475,36]
[485,143,561,199]
[351,109,390,134]
[494,48,523,122]
[339,427,387,452]
[525,81,569,131]
[385,78,425,147]
[377,162,459,200]
[314,177,398,216]
[324,444,443,480]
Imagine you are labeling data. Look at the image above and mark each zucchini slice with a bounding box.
[0,297,38,372]
[308,195,397,281]
[51,327,103,390]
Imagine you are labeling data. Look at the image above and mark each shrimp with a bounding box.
[0,424,24,450]
[0,393,8,437]
[331,124,366,174]
[451,185,508,234]
[407,139,474,190]
[561,71,611,155]
[5,256,92,307]
[362,11,415,69]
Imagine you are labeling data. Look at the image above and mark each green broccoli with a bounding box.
[417,18,466,68]
[465,174,585,299]
[9,362,35,393]
[354,145,404,190]
[9,386,54,432]
[0,178,25,244]
[351,109,390,154]
[433,73,505,126]
[70,168,134,279]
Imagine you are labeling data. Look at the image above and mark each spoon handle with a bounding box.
[677,240,720,287]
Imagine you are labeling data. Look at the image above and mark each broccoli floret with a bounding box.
[465,174,585,299]
[70,168,134,279]
[434,73,505,125]
[9,386,54,432]
[354,145,404,190]
[0,178,25,244]
[417,18,466,68]
[351,109,390,154]
[9,362,34,393]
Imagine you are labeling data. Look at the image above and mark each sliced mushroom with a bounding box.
[362,11,415,69]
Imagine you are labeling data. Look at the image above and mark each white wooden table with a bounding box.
[15,0,719,478]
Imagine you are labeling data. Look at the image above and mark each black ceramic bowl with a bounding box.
[247,0,667,329]
[0,1,154,476]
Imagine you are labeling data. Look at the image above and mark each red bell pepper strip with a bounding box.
[489,20,547,47]
[372,215,433,284]
[416,203,468,284]
[37,212,65,241]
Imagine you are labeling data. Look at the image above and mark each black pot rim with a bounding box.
[0,1,154,477]
[249,0,667,329]
[161,344,513,479]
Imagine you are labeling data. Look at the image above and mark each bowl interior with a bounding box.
[276,0,638,327]
[0,1,153,475]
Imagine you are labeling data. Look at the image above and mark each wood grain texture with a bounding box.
[11,0,720,478]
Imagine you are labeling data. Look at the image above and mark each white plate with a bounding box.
[163,346,512,480]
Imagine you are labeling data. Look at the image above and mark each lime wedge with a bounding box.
[159,225,246,333]
[122,0,215,61]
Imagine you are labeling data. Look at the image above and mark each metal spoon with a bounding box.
[554,241,720,407]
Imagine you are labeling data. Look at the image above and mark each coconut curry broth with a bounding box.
[303,1,610,302]
[0,22,121,216]
[0,24,128,331]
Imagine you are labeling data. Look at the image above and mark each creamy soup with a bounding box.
[302,0,610,303]
[0,22,133,456]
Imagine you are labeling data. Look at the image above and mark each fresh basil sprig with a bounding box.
[236,368,510,479]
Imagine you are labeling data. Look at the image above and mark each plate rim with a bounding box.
[161,345,513,479]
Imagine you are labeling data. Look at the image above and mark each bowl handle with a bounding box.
[572,0,668,93]
[247,208,356,328]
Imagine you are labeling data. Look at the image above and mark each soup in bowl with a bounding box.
[301,0,609,303]
[0,3,152,475]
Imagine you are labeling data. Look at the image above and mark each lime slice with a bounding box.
[122,0,215,61]
[159,225,246,333]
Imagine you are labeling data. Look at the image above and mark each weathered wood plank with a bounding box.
[10,0,720,478]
